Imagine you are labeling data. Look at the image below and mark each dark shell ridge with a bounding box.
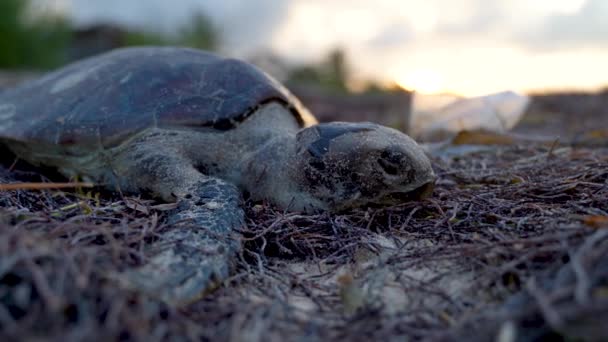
[0,47,312,149]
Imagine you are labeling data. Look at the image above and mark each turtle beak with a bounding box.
[409,180,435,200]
[382,178,436,204]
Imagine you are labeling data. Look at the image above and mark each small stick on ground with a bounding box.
[0,182,94,191]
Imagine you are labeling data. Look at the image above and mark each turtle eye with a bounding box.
[378,149,406,175]
[377,157,399,175]
[308,159,326,171]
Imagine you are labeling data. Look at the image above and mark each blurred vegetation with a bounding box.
[122,31,172,47]
[0,0,72,69]
[286,48,405,94]
[123,12,218,50]
[287,48,350,93]
[0,1,399,96]
[176,13,218,51]
[361,81,410,94]
[0,0,218,70]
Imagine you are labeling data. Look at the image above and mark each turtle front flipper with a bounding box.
[109,142,245,305]
[123,177,243,305]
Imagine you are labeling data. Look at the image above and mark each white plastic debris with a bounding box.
[410,91,530,139]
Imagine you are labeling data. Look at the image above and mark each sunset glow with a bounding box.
[57,0,608,95]
[395,69,446,94]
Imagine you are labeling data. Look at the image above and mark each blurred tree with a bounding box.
[0,0,71,69]
[287,47,350,93]
[122,12,217,50]
[1,3,218,67]
[176,12,218,51]
[288,65,322,86]
[360,81,409,94]
[325,49,347,91]
[123,31,171,47]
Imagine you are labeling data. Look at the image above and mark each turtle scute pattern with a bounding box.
[0,47,312,148]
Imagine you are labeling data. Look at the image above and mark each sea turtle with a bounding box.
[0,47,435,304]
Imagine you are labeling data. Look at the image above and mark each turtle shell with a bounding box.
[0,47,316,149]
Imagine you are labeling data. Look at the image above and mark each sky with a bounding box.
[44,0,608,95]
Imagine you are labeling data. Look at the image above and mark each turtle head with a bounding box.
[293,122,436,212]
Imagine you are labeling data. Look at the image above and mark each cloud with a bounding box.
[518,0,608,50]
[60,0,608,94]
[66,0,291,55]
[432,1,506,36]
[64,0,608,55]
[366,24,414,49]
[197,0,292,55]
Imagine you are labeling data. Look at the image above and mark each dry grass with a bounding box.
[1,144,607,341]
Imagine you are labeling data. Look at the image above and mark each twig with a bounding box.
[0,182,94,191]
[571,230,608,305]
[525,277,564,329]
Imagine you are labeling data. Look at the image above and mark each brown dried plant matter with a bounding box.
[1,144,607,341]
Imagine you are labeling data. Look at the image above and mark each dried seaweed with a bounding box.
[1,144,607,341]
